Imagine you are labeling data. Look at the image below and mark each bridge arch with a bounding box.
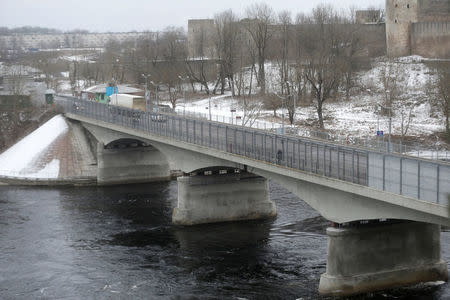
[104,138,150,149]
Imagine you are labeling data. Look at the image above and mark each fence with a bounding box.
[173,107,449,161]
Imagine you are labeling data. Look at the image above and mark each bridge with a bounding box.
[57,96,450,296]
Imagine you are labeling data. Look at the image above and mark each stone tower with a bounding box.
[386,0,450,58]
[386,0,420,57]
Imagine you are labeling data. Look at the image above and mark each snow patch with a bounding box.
[0,115,68,178]
[25,159,60,179]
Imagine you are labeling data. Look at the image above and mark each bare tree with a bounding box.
[379,59,406,109]
[245,3,275,95]
[428,64,450,139]
[239,95,263,126]
[214,9,241,95]
[302,5,344,129]
[276,10,292,96]
[263,94,282,117]
[185,25,213,94]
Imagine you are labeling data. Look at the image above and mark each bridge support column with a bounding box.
[172,173,276,225]
[97,142,170,185]
[319,221,448,296]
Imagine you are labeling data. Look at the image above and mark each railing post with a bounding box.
[383,154,386,191]
[193,119,196,144]
[400,157,403,195]
[418,161,421,199]
[436,164,440,204]
[252,131,255,158]
[337,146,340,179]
[366,151,369,186]
[352,149,355,183]
[233,127,238,153]
[285,138,288,167]
[225,126,228,152]
[357,152,360,184]
[201,121,204,145]
[209,123,212,147]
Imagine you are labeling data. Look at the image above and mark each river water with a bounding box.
[0,182,449,299]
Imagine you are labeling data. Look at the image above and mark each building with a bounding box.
[386,0,450,58]
[0,32,157,50]
[80,84,143,104]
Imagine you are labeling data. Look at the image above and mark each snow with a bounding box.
[165,56,448,157]
[25,159,60,179]
[0,115,68,178]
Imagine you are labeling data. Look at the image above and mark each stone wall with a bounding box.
[412,22,450,58]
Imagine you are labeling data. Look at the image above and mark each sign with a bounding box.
[106,86,118,96]
[230,109,236,113]
[377,130,384,136]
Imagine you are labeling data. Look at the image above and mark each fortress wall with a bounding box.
[411,22,450,58]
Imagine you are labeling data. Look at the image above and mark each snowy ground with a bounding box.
[0,115,68,178]
[165,56,447,154]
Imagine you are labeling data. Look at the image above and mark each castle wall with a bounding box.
[411,22,450,58]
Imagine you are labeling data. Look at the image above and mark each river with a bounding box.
[0,182,448,299]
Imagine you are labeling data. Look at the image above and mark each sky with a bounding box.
[0,0,385,32]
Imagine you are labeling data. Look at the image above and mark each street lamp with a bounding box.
[178,75,189,117]
[141,74,151,112]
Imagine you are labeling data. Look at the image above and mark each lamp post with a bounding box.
[141,74,151,112]
[178,75,189,117]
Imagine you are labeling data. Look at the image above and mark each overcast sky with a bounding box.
[1,0,384,32]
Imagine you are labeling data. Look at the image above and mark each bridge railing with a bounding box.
[56,96,450,206]
[174,105,450,161]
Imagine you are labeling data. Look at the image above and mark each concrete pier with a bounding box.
[319,221,448,296]
[172,172,276,225]
[97,142,170,185]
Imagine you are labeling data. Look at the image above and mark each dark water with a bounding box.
[0,182,449,299]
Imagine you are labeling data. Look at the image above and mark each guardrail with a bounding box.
[56,96,450,206]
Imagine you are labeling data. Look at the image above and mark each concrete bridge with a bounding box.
[58,96,450,296]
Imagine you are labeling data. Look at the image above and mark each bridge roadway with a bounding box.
[58,96,450,227]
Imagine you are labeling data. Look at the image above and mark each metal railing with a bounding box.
[174,107,449,161]
[57,96,450,206]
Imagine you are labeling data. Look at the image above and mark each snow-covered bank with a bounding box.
[0,115,68,178]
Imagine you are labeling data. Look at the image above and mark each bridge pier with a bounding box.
[172,171,276,225]
[319,221,448,296]
[97,142,170,185]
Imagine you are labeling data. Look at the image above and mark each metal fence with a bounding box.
[57,96,450,206]
[175,107,450,161]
